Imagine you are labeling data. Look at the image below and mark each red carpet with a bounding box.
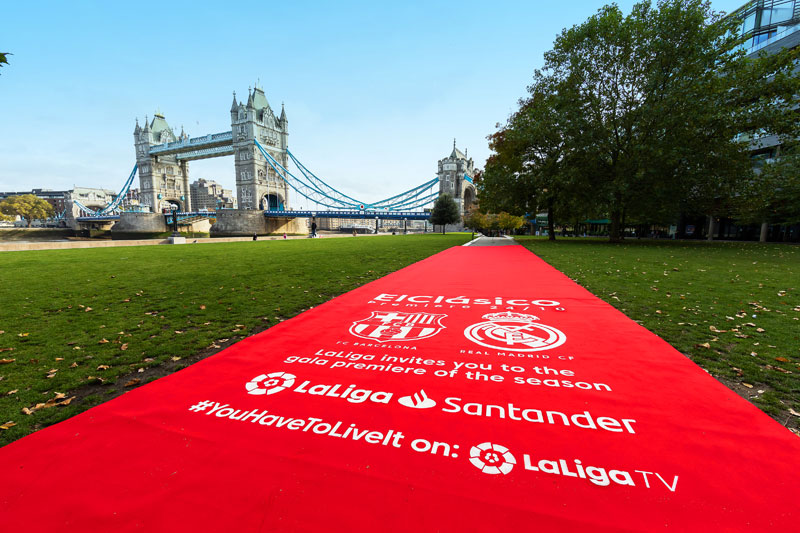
[1,245,798,531]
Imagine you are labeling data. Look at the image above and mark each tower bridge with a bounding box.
[75,84,477,236]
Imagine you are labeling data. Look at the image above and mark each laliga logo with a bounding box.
[464,312,566,352]
[470,442,516,475]
[245,372,296,396]
[244,372,393,404]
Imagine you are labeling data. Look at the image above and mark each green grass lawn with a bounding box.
[0,234,469,445]
[517,237,800,429]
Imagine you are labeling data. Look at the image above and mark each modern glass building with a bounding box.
[702,0,800,242]
[733,0,800,54]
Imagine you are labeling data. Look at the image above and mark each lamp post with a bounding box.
[374,216,379,234]
[170,206,179,236]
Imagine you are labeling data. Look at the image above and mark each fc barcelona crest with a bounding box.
[349,311,447,342]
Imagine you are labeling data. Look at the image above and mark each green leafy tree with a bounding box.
[463,209,488,232]
[496,212,525,233]
[736,148,800,231]
[429,194,460,234]
[483,73,596,241]
[483,0,800,242]
[0,195,55,227]
[0,52,10,74]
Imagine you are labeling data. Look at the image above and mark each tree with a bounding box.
[463,209,488,233]
[0,195,55,227]
[735,148,800,236]
[482,0,800,242]
[429,194,460,234]
[496,212,525,233]
[0,52,10,74]
[483,81,595,241]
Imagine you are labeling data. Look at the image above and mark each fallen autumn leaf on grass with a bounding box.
[21,396,76,415]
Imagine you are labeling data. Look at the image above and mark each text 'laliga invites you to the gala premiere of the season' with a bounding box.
[187,292,680,494]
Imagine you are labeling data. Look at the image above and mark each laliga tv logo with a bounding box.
[470,442,516,475]
[350,311,446,343]
[464,312,566,352]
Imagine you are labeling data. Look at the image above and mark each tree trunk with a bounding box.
[442,225,446,235]
[609,191,623,242]
[547,199,556,241]
[26,218,32,228]
[609,209,622,242]
[677,212,686,239]
[760,221,768,243]
[707,215,715,241]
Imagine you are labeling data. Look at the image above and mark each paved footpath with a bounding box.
[0,230,388,252]
[465,235,518,246]
[1,244,798,531]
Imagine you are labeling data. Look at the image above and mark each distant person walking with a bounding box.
[252,232,257,241]
[311,221,317,238]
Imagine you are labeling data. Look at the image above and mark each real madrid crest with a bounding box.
[463,312,566,352]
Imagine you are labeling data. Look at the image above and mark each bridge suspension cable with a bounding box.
[73,164,138,216]
[255,141,362,209]
[255,140,440,211]
[286,150,368,209]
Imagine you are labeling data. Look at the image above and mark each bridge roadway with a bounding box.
[76,209,432,223]
[262,210,431,220]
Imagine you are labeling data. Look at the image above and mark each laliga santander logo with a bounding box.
[470,442,516,475]
[464,312,566,352]
[350,311,446,343]
[245,371,296,396]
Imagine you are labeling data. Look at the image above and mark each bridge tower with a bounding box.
[437,140,476,215]
[230,85,289,210]
[133,113,191,212]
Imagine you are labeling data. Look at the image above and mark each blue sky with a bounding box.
[0,0,745,205]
